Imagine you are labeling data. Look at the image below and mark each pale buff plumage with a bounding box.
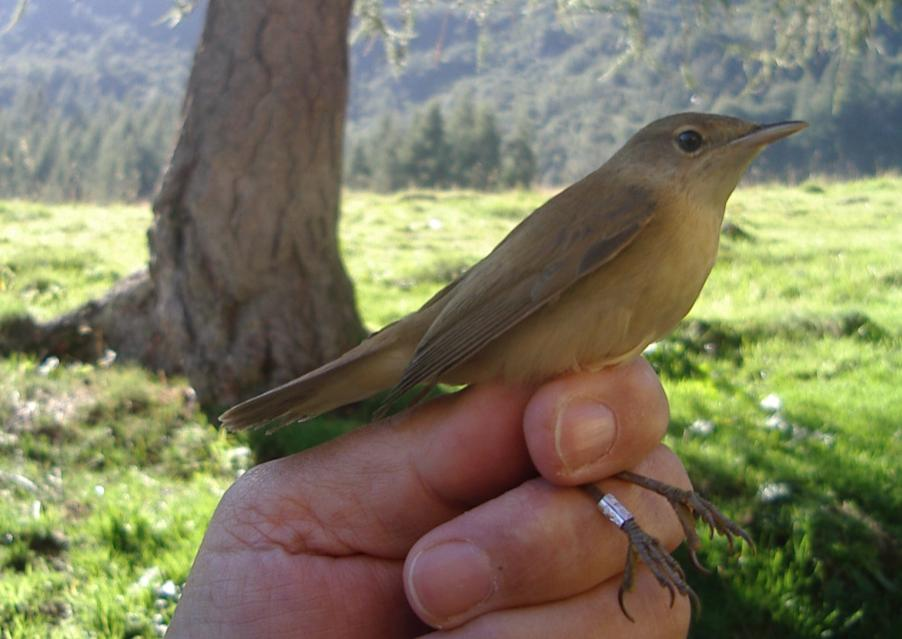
[220,113,806,431]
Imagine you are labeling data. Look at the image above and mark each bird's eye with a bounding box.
[676,130,703,154]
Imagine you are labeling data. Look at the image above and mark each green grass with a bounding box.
[0,356,239,638]
[341,189,543,327]
[1,178,901,637]
[0,201,150,322]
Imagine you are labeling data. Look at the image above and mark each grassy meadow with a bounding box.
[1,178,901,637]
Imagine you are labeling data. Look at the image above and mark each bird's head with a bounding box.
[612,112,807,209]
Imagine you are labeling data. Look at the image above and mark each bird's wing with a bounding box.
[378,179,658,409]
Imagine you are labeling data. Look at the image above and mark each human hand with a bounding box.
[166,359,691,638]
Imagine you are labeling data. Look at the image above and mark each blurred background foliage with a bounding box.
[1,0,901,201]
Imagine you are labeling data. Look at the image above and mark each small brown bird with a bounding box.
[221,112,806,615]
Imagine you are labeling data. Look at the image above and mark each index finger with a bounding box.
[208,362,667,560]
[208,382,536,559]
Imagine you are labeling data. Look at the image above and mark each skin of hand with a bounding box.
[167,360,691,639]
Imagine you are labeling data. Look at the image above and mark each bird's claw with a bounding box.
[618,518,700,621]
[588,471,751,620]
[591,490,700,621]
[616,470,754,573]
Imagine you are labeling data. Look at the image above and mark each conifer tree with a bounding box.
[501,125,537,188]
[347,143,372,189]
[447,95,479,187]
[369,115,406,192]
[403,103,450,188]
[470,107,501,189]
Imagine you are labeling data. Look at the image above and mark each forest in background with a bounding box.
[1,0,901,201]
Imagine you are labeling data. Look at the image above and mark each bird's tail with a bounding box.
[218,324,416,431]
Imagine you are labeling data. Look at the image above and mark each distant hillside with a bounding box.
[0,0,202,105]
[348,4,902,182]
[1,0,901,199]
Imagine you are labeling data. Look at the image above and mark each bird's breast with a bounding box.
[444,199,724,385]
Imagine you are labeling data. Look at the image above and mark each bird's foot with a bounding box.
[619,517,700,621]
[615,470,754,573]
[591,491,699,621]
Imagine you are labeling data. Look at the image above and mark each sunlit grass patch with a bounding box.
[0,355,241,638]
[0,200,151,322]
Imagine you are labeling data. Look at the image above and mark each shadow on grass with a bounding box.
[685,562,802,639]
[675,418,901,638]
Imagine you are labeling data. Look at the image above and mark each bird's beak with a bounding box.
[729,120,808,150]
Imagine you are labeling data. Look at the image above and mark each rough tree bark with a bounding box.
[1,0,365,406]
[0,271,169,368]
[150,0,364,404]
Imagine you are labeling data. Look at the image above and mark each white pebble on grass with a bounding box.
[814,431,836,447]
[97,349,117,368]
[688,419,715,436]
[157,580,178,600]
[37,356,60,376]
[760,393,784,413]
[758,482,792,503]
[764,414,790,432]
[137,566,162,588]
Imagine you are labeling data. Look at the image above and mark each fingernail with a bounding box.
[407,540,496,622]
[555,399,617,471]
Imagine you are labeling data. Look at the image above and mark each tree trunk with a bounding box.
[150,0,364,405]
[0,270,172,369]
